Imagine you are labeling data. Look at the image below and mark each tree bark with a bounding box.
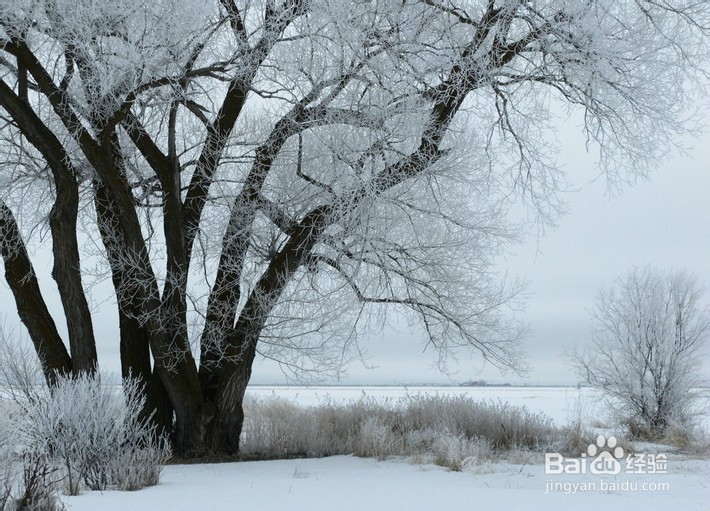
[0,79,97,373]
[0,200,72,383]
[49,178,98,374]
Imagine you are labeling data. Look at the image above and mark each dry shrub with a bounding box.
[240,393,559,466]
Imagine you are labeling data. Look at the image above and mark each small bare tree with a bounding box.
[575,268,710,438]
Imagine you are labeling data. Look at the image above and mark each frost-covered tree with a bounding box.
[575,268,709,437]
[1,1,709,454]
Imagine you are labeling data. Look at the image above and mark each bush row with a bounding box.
[240,393,578,470]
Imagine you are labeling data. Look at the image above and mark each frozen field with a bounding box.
[59,385,710,511]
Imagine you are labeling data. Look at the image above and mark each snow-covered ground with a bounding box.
[62,455,710,511]
[58,386,710,510]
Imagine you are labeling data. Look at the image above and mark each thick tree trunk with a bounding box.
[0,78,96,374]
[146,371,175,437]
[0,200,72,383]
[94,184,153,381]
[206,205,329,453]
[208,368,249,454]
[153,361,207,455]
[49,183,98,374]
[207,327,257,454]
[116,309,174,435]
[94,183,202,450]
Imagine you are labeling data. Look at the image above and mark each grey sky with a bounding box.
[253,120,710,386]
[1,118,709,387]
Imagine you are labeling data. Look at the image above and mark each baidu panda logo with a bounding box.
[545,435,664,475]
[546,435,624,475]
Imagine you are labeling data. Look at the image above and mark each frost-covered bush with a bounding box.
[398,395,557,451]
[0,403,18,511]
[104,440,170,492]
[240,393,559,464]
[0,331,170,497]
[432,435,492,472]
[354,416,397,459]
[13,451,61,511]
[14,374,170,495]
[1,401,62,511]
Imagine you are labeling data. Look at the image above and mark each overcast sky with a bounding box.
[304,123,710,387]
[1,114,709,387]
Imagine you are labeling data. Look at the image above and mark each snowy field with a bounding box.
[55,385,710,510]
[62,454,709,511]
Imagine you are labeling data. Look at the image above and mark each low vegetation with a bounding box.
[2,382,707,508]
[0,374,170,511]
[239,393,585,471]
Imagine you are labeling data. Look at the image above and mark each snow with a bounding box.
[56,386,710,510]
[62,455,710,511]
